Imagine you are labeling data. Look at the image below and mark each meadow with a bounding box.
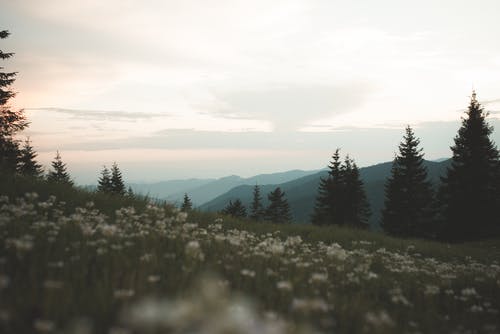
[0,176,499,333]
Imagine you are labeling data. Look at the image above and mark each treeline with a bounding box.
[0,30,131,197]
[311,92,500,242]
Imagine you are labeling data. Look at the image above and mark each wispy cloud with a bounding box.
[26,107,170,121]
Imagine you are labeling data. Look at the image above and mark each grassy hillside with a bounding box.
[0,174,499,334]
[200,160,451,227]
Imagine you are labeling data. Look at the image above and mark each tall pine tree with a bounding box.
[311,149,342,225]
[249,184,264,221]
[439,91,500,240]
[17,137,43,177]
[110,162,125,195]
[0,30,28,173]
[381,126,435,237]
[265,187,291,224]
[342,156,371,229]
[97,166,112,193]
[47,151,73,185]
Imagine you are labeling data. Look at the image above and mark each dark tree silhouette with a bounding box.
[222,199,247,218]
[265,187,291,224]
[181,193,193,212]
[97,166,112,193]
[439,91,500,240]
[47,151,73,185]
[249,184,264,221]
[342,156,371,229]
[312,150,370,228]
[311,149,342,225]
[381,126,435,237]
[1,30,28,173]
[110,162,126,195]
[17,137,43,177]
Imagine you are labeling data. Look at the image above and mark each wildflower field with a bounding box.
[1,181,500,333]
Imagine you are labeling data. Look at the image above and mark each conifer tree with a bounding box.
[439,91,500,240]
[17,137,43,177]
[222,199,247,218]
[0,30,28,173]
[126,186,134,198]
[110,162,125,195]
[97,166,112,193]
[249,184,264,221]
[342,156,371,229]
[47,151,73,185]
[311,149,342,225]
[181,193,193,212]
[265,187,291,224]
[381,126,435,237]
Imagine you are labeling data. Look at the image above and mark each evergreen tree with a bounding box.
[381,126,435,237]
[265,187,291,224]
[439,91,500,240]
[181,193,193,212]
[311,149,342,225]
[47,151,73,185]
[110,162,125,195]
[342,156,371,229]
[249,184,264,221]
[312,150,370,227]
[97,165,112,193]
[17,137,43,177]
[0,30,28,173]
[222,199,247,218]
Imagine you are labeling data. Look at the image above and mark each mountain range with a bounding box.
[199,159,451,228]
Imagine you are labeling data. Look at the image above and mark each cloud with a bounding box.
[25,107,170,122]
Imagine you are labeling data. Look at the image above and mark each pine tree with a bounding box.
[110,162,125,195]
[0,30,28,173]
[181,193,193,212]
[97,165,112,193]
[222,199,247,218]
[47,151,73,185]
[265,187,291,224]
[342,156,371,229]
[311,149,342,225]
[381,126,435,237]
[439,91,500,240]
[249,184,264,221]
[17,137,43,177]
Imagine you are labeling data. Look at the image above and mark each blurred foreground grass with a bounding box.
[1,174,499,333]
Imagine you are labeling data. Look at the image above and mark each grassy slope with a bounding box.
[1,174,499,333]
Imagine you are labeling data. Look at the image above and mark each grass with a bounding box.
[1,173,499,333]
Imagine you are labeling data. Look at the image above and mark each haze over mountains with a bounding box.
[128,169,320,206]
[200,159,451,228]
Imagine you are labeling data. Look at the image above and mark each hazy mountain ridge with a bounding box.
[200,159,451,227]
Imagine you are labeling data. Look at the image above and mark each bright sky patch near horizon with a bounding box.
[1,0,500,183]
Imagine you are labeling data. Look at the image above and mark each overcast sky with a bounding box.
[1,0,500,183]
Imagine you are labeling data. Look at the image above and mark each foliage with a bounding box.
[47,151,73,186]
[110,162,126,195]
[249,184,264,221]
[265,187,291,224]
[181,193,193,212]
[312,150,370,228]
[381,126,435,238]
[0,30,28,173]
[97,165,113,193]
[222,198,247,218]
[439,92,500,241]
[0,184,499,333]
[17,137,43,178]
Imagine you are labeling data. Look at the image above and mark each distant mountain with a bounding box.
[165,169,320,206]
[199,159,451,228]
[129,178,214,199]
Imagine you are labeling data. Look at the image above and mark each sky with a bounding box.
[1,0,500,183]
